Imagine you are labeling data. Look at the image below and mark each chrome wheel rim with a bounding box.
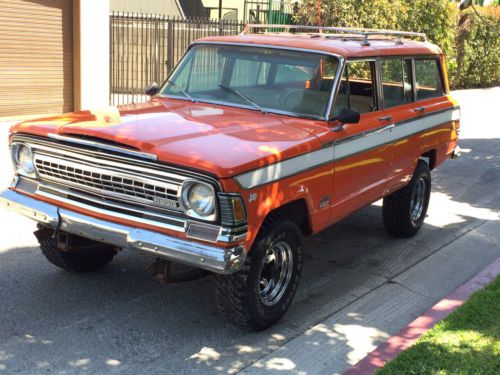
[410,178,426,221]
[259,241,294,306]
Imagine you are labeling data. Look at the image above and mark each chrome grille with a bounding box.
[34,153,182,211]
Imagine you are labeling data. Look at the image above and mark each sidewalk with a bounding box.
[240,220,500,375]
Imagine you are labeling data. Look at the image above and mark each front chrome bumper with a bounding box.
[0,189,246,274]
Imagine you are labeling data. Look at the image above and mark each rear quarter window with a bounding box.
[415,59,444,101]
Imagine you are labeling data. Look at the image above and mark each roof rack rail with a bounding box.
[242,24,428,45]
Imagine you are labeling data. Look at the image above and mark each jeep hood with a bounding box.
[10,99,329,178]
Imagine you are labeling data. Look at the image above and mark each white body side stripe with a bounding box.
[235,146,333,190]
[235,107,460,189]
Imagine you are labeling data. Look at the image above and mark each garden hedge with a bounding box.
[292,0,499,89]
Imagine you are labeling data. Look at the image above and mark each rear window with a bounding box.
[415,59,444,100]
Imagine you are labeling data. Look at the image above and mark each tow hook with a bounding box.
[149,258,210,283]
[451,145,462,159]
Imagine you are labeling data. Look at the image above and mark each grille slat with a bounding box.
[34,153,182,211]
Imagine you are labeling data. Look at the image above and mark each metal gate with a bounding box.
[110,13,244,106]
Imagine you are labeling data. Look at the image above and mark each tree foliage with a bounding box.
[292,0,499,88]
[455,6,500,88]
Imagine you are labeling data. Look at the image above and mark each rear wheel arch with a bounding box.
[420,149,437,170]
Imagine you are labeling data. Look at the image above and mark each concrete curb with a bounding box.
[344,256,500,375]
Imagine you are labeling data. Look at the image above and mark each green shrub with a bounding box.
[291,0,500,89]
[455,6,500,88]
[401,0,459,86]
[293,0,407,30]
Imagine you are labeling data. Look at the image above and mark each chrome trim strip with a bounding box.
[37,182,187,228]
[28,143,188,183]
[48,134,158,161]
[0,189,246,274]
[34,153,182,211]
[37,189,187,233]
[236,107,460,189]
[0,189,59,229]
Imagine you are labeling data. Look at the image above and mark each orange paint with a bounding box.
[8,33,459,254]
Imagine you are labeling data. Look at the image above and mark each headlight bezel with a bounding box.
[11,142,37,178]
[180,180,217,221]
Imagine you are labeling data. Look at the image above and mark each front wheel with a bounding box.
[383,161,431,237]
[38,231,117,273]
[215,215,303,331]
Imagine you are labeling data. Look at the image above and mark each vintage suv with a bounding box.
[1,25,460,330]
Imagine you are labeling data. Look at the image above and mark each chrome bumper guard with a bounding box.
[0,189,246,274]
[451,144,462,159]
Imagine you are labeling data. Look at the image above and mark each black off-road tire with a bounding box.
[39,236,116,273]
[383,160,431,238]
[214,214,303,331]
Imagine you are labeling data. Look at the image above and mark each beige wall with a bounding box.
[74,0,110,110]
[110,0,184,17]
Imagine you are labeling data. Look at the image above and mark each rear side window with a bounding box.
[415,59,444,100]
[381,59,413,108]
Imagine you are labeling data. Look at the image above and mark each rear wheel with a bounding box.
[383,161,431,237]
[38,230,116,273]
[215,215,303,331]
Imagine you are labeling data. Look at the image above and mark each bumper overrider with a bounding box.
[0,189,247,274]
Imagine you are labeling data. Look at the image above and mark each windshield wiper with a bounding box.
[218,85,266,113]
[166,80,196,102]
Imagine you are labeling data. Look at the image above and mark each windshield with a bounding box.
[160,44,340,119]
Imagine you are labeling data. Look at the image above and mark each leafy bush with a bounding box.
[455,6,500,88]
[292,0,500,89]
[402,0,459,85]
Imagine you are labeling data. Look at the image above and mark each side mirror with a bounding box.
[337,108,360,124]
[144,82,160,97]
[331,108,360,132]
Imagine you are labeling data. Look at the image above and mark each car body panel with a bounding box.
[5,33,459,259]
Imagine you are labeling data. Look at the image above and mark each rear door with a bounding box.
[329,60,393,221]
[384,56,449,193]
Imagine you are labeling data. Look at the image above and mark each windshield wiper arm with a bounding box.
[166,80,196,102]
[218,85,266,113]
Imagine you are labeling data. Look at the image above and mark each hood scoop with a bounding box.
[54,133,141,151]
[48,133,158,161]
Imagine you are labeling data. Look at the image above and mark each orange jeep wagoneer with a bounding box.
[1,25,460,330]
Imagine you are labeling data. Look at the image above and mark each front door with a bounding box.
[329,60,393,222]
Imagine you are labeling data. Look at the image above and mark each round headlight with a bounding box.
[186,183,215,216]
[17,145,35,175]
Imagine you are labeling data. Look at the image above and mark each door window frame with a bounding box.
[330,58,381,118]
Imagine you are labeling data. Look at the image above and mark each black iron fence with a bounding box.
[110,12,244,106]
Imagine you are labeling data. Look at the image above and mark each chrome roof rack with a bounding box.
[242,24,428,45]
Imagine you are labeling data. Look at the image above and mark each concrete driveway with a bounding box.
[0,88,499,374]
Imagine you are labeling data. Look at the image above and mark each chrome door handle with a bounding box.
[372,124,395,134]
[413,106,425,113]
[378,115,392,122]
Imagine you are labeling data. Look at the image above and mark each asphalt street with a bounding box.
[0,88,499,374]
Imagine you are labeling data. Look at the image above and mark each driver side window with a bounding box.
[332,61,377,117]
